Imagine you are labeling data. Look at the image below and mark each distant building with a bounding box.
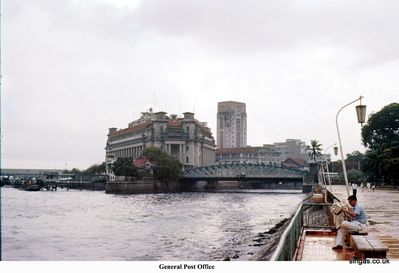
[217,101,247,149]
[272,139,330,164]
[0,169,63,183]
[105,109,216,180]
[215,138,331,168]
[273,139,308,162]
[215,145,281,166]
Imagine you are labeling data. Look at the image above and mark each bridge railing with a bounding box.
[182,163,306,179]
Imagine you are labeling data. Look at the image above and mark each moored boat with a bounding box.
[21,178,43,191]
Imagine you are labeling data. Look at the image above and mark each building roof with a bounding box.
[218,101,246,105]
[110,122,151,137]
[216,147,258,155]
[133,156,155,168]
[109,110,214,140]
[282,157,309,168]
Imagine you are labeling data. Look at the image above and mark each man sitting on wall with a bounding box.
[332,195,368,250]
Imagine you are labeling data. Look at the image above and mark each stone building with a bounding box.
[105,109,216,180]
[215,145,281,166]
[273,139,308,162]
[217,101,247,149]
[272,139,331,164]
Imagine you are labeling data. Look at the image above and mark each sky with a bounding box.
[2,0,399,169]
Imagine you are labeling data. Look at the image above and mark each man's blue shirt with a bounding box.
[353,204,368,224]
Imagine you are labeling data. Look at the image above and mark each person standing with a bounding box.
[351,183,358,196]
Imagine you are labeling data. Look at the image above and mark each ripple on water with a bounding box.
[1,188,305,260]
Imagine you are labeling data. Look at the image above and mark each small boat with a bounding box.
[21,178,43,191]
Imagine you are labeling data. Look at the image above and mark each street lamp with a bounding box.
[336,96,367,197]
[323,143,337,192]
[333,146,339,156]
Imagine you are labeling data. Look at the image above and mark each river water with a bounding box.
[1,188,304,261]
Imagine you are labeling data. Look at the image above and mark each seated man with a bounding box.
[332,195,368,250]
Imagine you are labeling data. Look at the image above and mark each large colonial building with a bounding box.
[105,109,216,180]
[217,101,247,149]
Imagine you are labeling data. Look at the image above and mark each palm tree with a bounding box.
[306,140,323,164]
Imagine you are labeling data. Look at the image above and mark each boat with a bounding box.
[21,178,43,191]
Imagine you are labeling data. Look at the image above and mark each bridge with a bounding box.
[181,163,306,190]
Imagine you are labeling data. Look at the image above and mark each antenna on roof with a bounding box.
[153,90,157,112]
[178,97,181,118]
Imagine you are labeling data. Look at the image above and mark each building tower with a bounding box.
[217,101,247,149]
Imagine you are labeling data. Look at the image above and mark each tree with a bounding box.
[346,151,365,171]
[339,169,366,184]
[379,146,399,184]
[71,168,81,174]
[84,162,106,174]
[362,103,399,151]
[361,103,399,185]
[330,160,343,173]
[112,157,139,178]
[306,140,323,163]
[143,147,182,182]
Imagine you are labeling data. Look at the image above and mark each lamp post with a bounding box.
[336,96,367,197]
[323,143,337,192]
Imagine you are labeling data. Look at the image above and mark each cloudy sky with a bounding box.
[3,0,398,169]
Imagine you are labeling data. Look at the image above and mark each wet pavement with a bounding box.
[298,231,355,261]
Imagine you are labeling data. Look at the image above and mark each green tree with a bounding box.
[339,169,366,184]
[112,157,139,178]
[143,147,182,182]
[306,140,323,163]
[346,151,365,171]
[84,162,106,174]
[361,103,399,185]
[71,168,81,174]
[379,146,399,184]
[362,103,399,151]
[330,160,343,173]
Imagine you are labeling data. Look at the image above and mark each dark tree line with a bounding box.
[361,103,399,185]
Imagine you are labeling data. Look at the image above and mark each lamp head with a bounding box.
[333,146,339,156]
[356,104,367,125]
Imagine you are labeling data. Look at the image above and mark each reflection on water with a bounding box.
[1,188,304,260]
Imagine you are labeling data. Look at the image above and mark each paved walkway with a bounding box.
[330,185,399,260]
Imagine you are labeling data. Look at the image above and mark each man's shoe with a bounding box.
[332,245,343,250]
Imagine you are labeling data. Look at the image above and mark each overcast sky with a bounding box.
[2,0,399,169]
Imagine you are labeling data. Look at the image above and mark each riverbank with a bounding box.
[249,217,292,261]
[105,179,303,194]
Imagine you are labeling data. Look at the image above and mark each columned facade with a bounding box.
[105,110,216,180]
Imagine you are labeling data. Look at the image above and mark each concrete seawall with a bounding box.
[105,178,180,194]
[106,179,302,194]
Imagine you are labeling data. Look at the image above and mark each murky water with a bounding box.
[1,188,304,260]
